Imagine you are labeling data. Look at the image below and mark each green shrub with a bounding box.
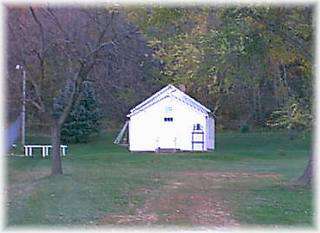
[240,123,250,133]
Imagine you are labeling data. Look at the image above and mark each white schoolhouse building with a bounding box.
[123,84,215,152]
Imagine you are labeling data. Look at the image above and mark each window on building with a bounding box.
[193,123,202,130]
[164,117,173,122]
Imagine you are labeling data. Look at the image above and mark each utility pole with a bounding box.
[16,65,26,146]
[22,68,26,146]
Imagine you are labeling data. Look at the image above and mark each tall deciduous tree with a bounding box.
[126,6,313,129]
[7,7,125,175]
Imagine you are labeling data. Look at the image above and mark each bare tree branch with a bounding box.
[29,7,45,52]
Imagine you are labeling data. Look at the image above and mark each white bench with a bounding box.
[24,145,68,158]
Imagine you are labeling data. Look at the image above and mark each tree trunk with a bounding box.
[252,88,257,123]
[298,153,313,185]
[257,86,262,124]
[288,127,297,140]
[51,120,63,175]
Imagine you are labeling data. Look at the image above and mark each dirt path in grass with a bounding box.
[100,171,280,227]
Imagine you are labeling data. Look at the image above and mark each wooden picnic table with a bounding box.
[24,145,68,158]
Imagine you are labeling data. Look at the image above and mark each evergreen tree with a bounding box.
[61,82,102,143]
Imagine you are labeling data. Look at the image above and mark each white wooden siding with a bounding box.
[129,96,211,151]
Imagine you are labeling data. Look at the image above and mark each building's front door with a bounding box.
[158,116,176,149]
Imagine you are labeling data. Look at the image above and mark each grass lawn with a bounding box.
[5,131,313,228]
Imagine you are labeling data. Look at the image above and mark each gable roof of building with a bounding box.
[127,84,211,117]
